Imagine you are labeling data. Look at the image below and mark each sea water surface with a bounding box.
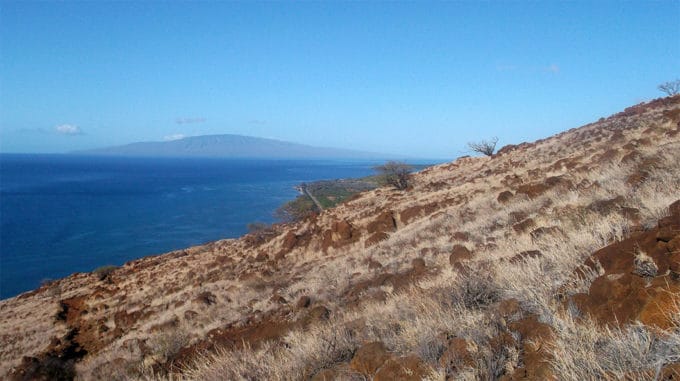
[0,154,383,298]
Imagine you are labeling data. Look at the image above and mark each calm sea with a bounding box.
[0,154,383,299]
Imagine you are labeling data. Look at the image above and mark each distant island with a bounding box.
[73,134,392,159]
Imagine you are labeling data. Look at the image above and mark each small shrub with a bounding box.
[373,161,412,190]
[40,278,62,297]
[92,265,118,281]
[148,328,189,363]
[467,137,499,156]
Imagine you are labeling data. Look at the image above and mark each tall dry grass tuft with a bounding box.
[549,313,680,379]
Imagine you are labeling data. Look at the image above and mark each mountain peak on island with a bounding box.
[74,134,393,159]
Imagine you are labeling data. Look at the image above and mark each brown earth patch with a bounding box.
[344,262,431,305]
[497,190,514,204]
[449,245,473,267]
[451,231,470,242]
[366,211,397,234]
[516,176,572,199]
[513,218,535,234]
[365,232,390,247]
[496,142,531,156]
[400,202,440,225]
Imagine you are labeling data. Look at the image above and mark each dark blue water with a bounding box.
[0,154,382,298]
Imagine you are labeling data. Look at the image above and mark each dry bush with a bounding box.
[453,265,501,310]
[148,328,190,365]
[374,161,412,190]
[658,79,680,96]
[467,137,499,156]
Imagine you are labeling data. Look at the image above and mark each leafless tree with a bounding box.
[658,80,680,96]
[374,161,412,190]
[467,137,499,156]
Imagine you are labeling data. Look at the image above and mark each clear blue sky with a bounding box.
[1,1,678,158]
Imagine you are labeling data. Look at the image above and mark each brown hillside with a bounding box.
[2,95,680,380]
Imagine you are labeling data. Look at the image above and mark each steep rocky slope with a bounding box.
[2,95,680,380]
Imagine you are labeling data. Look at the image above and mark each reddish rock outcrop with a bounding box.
[322,219,359,251]
[367,211,397,234]
[374,355,431,381]
[349,341,391,376]
[572,200,680,328]
[503,315,555,380]
[438,337,476,373]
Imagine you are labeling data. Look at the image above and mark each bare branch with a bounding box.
[658,80,680,96]
[467,137,499,156]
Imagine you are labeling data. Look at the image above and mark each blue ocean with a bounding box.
[0,154,383,299]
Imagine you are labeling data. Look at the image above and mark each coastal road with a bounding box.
[301,185,325,211]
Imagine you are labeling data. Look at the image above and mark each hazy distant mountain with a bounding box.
[73,134,391,159]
